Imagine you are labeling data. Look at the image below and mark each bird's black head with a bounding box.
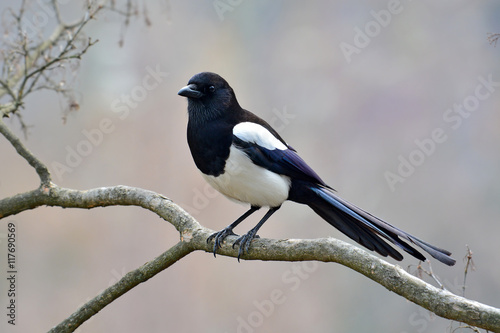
[178,72,238,123]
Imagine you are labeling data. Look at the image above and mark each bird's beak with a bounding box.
[178,84,202,99]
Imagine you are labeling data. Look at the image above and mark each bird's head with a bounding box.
[178,72,238,122]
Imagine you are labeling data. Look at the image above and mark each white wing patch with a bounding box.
[233,122,287,151]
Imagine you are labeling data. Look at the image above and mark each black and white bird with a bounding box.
[178,72,455,266]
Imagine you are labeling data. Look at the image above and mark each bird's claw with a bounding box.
[233,232,260,261]
[207,228,237,257]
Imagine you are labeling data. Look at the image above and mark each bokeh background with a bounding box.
[1,1,500,332]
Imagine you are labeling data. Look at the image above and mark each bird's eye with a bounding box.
[208,85,216,93]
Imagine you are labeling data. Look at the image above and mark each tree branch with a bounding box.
[0,118,51,186]
[1,183,499,332]
[0,2,102,119]
[48,240,194,333]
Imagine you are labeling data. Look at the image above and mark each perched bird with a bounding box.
[178,72,456,266]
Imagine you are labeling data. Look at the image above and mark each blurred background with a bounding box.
[1,0,500,332]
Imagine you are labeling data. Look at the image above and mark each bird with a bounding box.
[178,72,456,266]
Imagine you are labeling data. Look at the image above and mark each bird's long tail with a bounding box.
[307,186,456,266]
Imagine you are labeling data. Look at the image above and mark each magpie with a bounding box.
[178,72,456,266]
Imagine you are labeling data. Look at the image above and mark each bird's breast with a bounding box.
[202,145,291,208]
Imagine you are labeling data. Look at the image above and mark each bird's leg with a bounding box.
[233,206,281,261]
[207,205,260,256]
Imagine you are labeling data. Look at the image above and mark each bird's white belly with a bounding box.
[202,145,291,207]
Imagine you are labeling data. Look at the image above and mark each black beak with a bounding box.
[178,84,203,99]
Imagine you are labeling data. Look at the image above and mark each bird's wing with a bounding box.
[232,122,456,266]
[232,122,329,187]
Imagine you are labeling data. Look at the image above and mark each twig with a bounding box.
[487,33,500,47]
[462,245,475,297]
[408,261,445,290]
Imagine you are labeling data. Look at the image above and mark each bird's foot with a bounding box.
[207,228,238,257]
[233,230,260,261]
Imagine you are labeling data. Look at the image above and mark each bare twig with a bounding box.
[408,261,446,291]
[462,245,475,297]
[452,246,481,332]
[451,324,482,333]
[487,33,500,47]
[422,261,445,289]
